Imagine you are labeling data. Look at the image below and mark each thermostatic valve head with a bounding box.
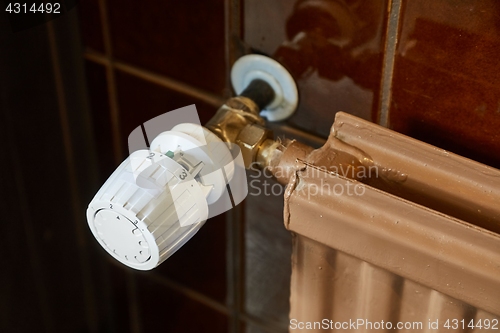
[87,124,233,270]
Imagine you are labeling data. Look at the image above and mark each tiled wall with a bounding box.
[243,0,500,169]
[78,0,500,332]
[390,0,500,168]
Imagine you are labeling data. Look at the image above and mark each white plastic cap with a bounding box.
[231,54,299,122]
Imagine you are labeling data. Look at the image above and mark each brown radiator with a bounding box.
[284,113,500,332]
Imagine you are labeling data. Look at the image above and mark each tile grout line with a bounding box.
[224,0,241,99]
[97,1,142,332]
[97,0,123,164]
[224,1,246,332]
[114,61,225,107]
[147,273,229,315]
[225,0,237,330]
[84,51,225,108]
[224,0,232,100]
[377,0,403,128]
[47,20,99,333]
[85,52,327,149]
[148,274,286,333]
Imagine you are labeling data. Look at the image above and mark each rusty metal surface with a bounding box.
[284,113,500,331]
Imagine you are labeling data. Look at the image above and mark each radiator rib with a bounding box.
[285,113,500,332]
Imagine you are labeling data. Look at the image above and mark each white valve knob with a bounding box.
[87,123,233,270]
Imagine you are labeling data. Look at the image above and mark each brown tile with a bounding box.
[135,274,229,332]
[115,70,219,158]
[245,0,389,137]
[107,0,226,95]
[84,60,116,180]
[77,0,105,52]
[390,0,500,169]
[152,213,227,302]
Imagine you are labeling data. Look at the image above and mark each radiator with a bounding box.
[284,113,500,332]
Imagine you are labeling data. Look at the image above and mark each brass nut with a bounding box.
[236,124,272,168]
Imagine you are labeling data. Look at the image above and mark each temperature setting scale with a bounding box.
[93,209,151,264]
